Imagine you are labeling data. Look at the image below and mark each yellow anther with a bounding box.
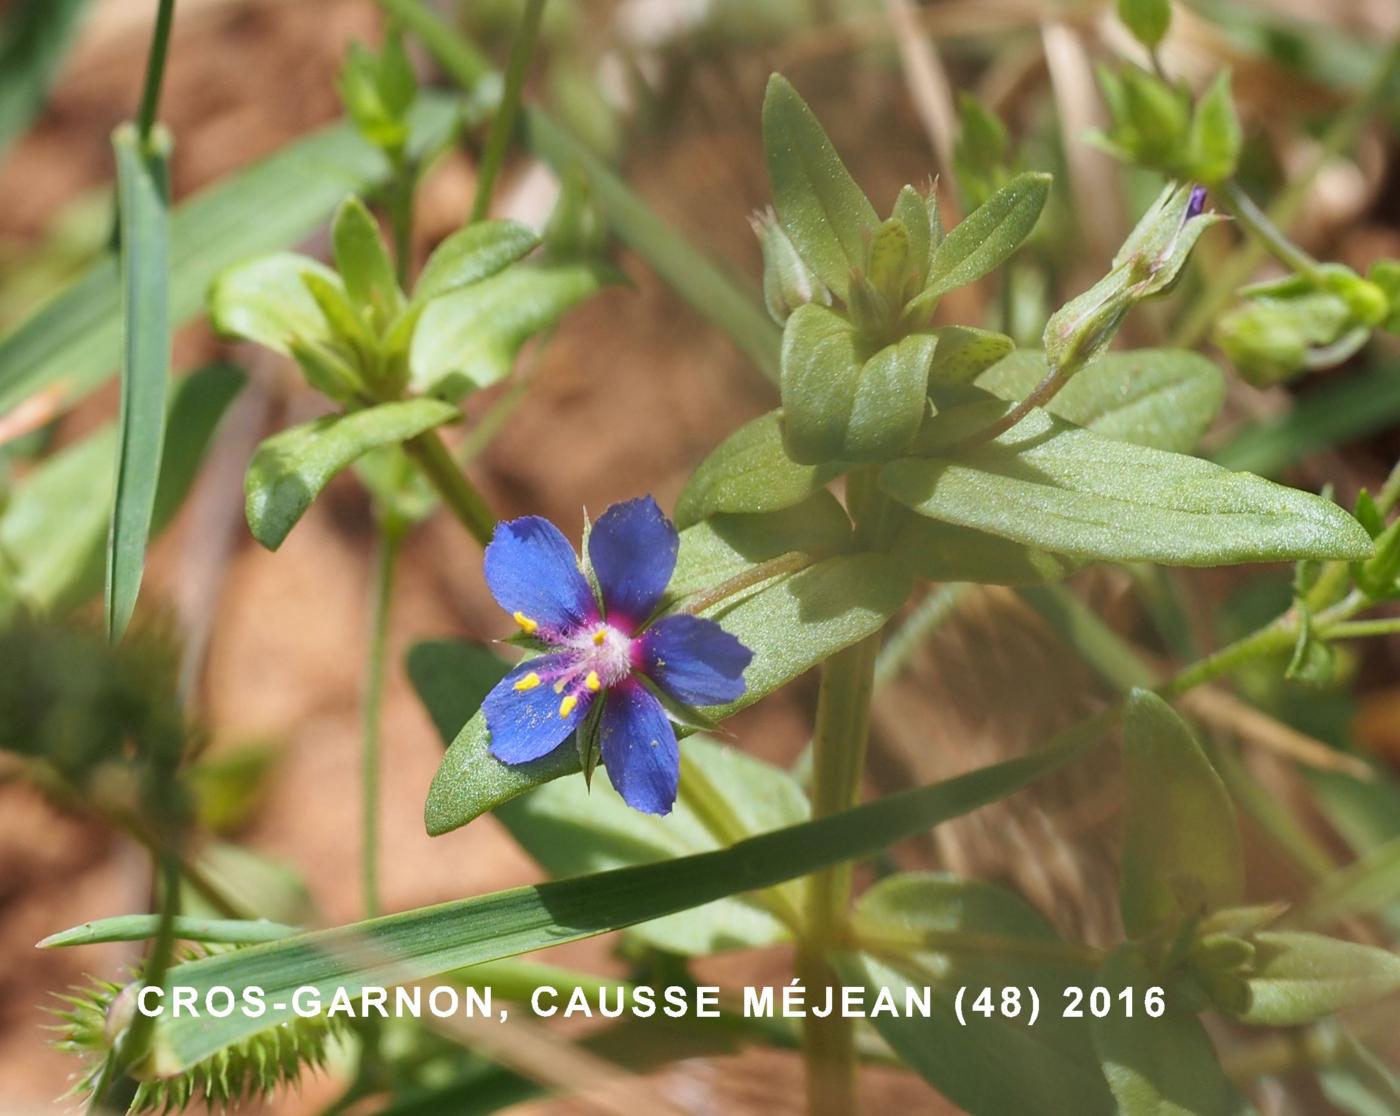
[559,694,578,718]
[585,671,601,692]
[513,671,542,692]
[554,679,567,693]
[592,629,606,646]
[513,611,538,634]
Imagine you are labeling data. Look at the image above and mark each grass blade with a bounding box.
[149,733,1098,1071]
[106,123,172,642]
[38,915,299,949]
[0,94,459,417]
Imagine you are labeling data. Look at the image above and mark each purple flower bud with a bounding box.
[1185,185,1207,221]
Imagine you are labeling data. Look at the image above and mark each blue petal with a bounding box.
[484,656,591,764]
[600,681,679,815]
[641,614,752,706]
[484,516,596,636]
[587,497,678,630]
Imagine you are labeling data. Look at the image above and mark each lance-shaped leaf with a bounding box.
[1091,946,1252,1116]
[1119,690,1243,937]
[0,94,459,416]
[761,74,878,297]
[929,326,1015,386]
[245,398,459,550]
[838,873,1115,1116]
[209,253,341,354]
[147,737,1091,1072]
[915,172,1051,304]
[410,262,613,398]
[498,737,808,955]
[880,408,1373,566]
[1235,932,1400,1026]
[674,410,847,527]
[106,124,173,642]
[332,195,403,323]
[410,219,538,305]
[976,348,1224,454]
[892,517,1081,586]
[424,552,911,834]
[780,303,934,464]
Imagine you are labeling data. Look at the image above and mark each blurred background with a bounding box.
[1,0,1399,1110]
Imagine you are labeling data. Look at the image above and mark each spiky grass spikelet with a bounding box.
[49,950,347,1114]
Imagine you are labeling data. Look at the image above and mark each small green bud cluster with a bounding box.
[1216,261,1400,386]
[1093,67,1241,185]
[337,35,417,159]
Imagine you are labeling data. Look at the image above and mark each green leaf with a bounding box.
[929,326,1015,386]
[39,915,299,949]
[674,410,845,526]
[976,348,1224,454]
[665,495,852,602]
[1188,71,1242,184]
[761,74,878,297]
[410,262,612,397]
[0,363,244,613]
[424,552,911,833]
[498,737,807,954]
[405,640,511,744]
[1092,947,1252,1116]
[780,304,933,464]
[1119,690,1242,937]
[920,172,1051,301]
[0,94,459,417]
[106,124,173,643]
[892,517,1080,586]
[0,0,93,154]
[209,253,340,354]
[148,736,1091,1072]
[880,408,1373,566]
[840,873,1114,1116]
[411,219,538,305]
[893,185,932,290]
[1236,931,1400,1025]
[244,398,459,550]
[1117,0,1171,48]
[332,195,403,322]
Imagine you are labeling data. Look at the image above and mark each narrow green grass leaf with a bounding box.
[149,734,1095,1072]
[881,409,1373,566]
[106,124,172,642]
[0,95,458,416]
[0,0,93,153]
[39,915,299,949]
[244,398,459,550]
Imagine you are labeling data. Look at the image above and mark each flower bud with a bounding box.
[750,208,831,324]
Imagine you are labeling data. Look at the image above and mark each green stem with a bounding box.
[403,429,495,546]
[361,528,400,919]
[469,0,546,224]
[799,469,894,1116]
[92,853,180,1108]
[681,550,816,616]
[1216,178,1319,279]
[135,0,177,142]
[1322,617,1400,640]
[387,154,416,286]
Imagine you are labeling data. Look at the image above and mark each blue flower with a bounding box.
[1185,185,1207,221]
[480,496,753,815]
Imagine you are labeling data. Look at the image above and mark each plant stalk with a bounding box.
[403,429,495,546]
[361,527,400,919]
[135,0,177,142]
[469,0,546,224]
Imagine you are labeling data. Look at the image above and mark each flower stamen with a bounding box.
[585,670,601,692]
[559,694,578,717]
[514,671,542,692]
[513,611,539,634]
